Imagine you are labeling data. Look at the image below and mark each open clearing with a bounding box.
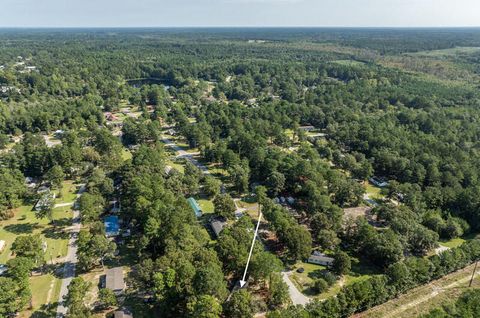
[358,262,480,318]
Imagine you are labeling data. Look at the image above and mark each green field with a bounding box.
[290,259,377,299]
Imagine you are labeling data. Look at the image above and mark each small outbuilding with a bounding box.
[105,267,125,295]
[114,310,133,318]
[0,240,5,252]
[210,218,227,238]
[187,197,202,218]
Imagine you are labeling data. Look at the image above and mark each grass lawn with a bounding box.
[290,261,327,296]
[439,237,466,249]
[19,272,63,317]
[166,160,185,173]
[197,197,214,215]
[55,180,78,204]
[121,148,133,161]
[290,258,378,299]
[0,203,72,264]
[365,183,386,201]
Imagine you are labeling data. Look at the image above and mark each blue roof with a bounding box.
[187,197,202,217]
[105,215,120,237]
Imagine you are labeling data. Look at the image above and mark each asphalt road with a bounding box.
[55,184,85,318]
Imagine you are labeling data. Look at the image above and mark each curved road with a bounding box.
[282,271,311,306]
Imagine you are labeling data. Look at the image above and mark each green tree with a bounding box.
[313,278,329,294]
[64,277,91,318]
[251,252,283,285]
[187,295,222,318]
[98,288,117,309]
[11,234,44,266]
[268,273,291,308]
[45,165,65,189]
[78,193,105,223]
[203,176,222,198]
[332,251,351,276]
[224,289,253,318]
[213,193,236,219]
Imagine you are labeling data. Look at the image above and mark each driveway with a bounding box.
[56,184,85,317]
[161,136,210,175]
[282,271,311,306]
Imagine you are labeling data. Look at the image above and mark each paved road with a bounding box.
[56,184,85,318]
[161,136,210,175]
[282,271,311,306]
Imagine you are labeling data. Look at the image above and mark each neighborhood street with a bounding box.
[161,135,210,175]
[56,184,85,318]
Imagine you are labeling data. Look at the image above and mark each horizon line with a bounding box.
[1,26,480,29]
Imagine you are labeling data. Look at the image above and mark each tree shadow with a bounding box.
[53,217,73,227]
[308,269,327,280]
[42,226,70,240]
[4,222,40,234]
[30,302,58,318]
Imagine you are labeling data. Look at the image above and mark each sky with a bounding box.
[1,0,480,28]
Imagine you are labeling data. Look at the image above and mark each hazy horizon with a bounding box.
[1,0,480,28]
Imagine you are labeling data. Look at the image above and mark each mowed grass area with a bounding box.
[20,273,63,318]
[0,204,70,266]
[55,180,78,204]
[0,204,71,263]
[439,237,466,249]
[197,197,214,215]
[365,183,386,201]
[360,263,480,318]
[121,148,133,161]
[0,180,78,317]
[290,259,378,299]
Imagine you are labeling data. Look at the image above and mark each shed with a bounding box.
[105,267,125,294]
[307,253,334,267]
[105,215,120,237]
[114,310,133,318]
[0,240,5,252]
[187,197,202,217]
[210,219,227,238]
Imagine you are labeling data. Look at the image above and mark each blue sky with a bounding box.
[1,0,479,27]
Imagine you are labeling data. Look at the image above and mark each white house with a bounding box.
[307,252,334,267]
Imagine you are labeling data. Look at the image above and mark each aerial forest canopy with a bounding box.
[1,28,480,317]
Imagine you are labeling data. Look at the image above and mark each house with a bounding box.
[369,177,389,188]
[105,112,119,122]
[0,265,7,276]
[299,125,316,132]
[307,252,334,267]
[109,199,121,214]
[164,165,173,175]
[0,240,5,252]
[25,177,37,189]
[105,215,120,237]
[105,267,125,295]
[187,197,202,218]
[114,310,133,318]
[210,218,227,238]
[54,129,65,138]
[37,185,51,194]
[35,192,55,212]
